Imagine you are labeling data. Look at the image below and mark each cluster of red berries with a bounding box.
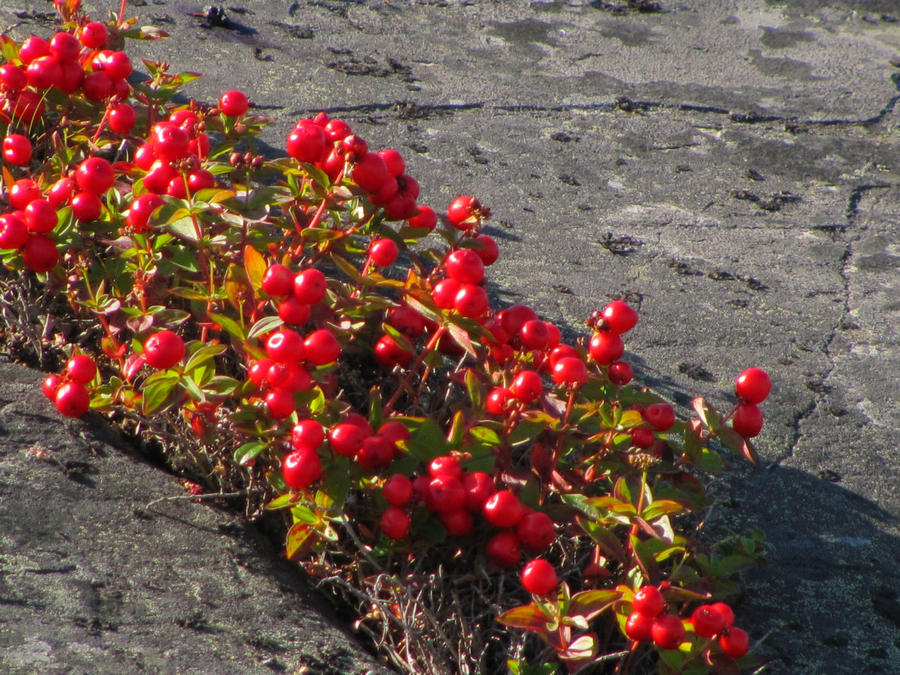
[41,354,97,417]
[624,585,749,658]
[731,367,771,438]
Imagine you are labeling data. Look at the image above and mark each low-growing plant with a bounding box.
[1,3,772,673]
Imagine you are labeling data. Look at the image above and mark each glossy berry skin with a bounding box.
[632,585,665,618]
[441,509,474,537]
[329,423,364,457]
[377,420,410,453]
[735,368,771,404]
[453,283,489,318]
[552,357,588,387]
[261,263,294,297]
[24,200,58,234]
[732,403,763,438]
[644,403,675,431]
[66,355,97,384]
[9,179,41,209]
[22,235,58,272]
[108,103,137,134]
[219,90,249,117]
[352,152,390,193]
[429,455,463,480]
[18,36,50,65]
[427,475,466,513]
[293,268,327,304]
[282,450,321,490]
[652,614,685,650]
[356,435,394,472]
[278,297,311,326]
[287,122,327,164]
[151,124,190,163]
[601,300,638,334]
[380,506,411,540]
[144,330,185,369]
[76,157,115,195]
[447,195,478,230]
[486,387,512,416]
[383,474,414,506]
[49,32,80,61]
[304,329,341,366]
[625,611,654,642]
[266,329,305,364]
[445,248,484,284]
[54,381,90,418]
[369,238,399,267]
[79,22,108,48]
[42,374,61,401]
[463,472,494,511]
[631,427,655,449]
[0,213,28,250]
[516,512,555,551]
[408,205,437,231]
[473,234,499,266]
[609,360,633,385]
[519,320,549,350]
[483,490,525,528]
[486,532,520,568]
[0,64,27,90]
[719,626,749,658]
[691,605,727,638]
[71,192,103,223]
[521,559,558,596]
[589,331,624,365]
[291,419,325,451]
[510,370,542,404]
[708,602,735,628]
[3,134,32,165]
[126,193,164,231]
[265,388,296,419]
[102,51,132,80]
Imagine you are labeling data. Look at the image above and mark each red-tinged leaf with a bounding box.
[447,321,477,357]
[717,423,761,462]
[266,493,303,510]
[576,517,628,563]
[2,165,14,190]
[642,499,686,522]
[285,521,316,560]
[497,604,552,634]
[243,244,266,292]
[558,633,597,662]
[403,292,443,326]
[567,589,623,622]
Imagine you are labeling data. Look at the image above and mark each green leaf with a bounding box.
[465,369,484,409]
[469,425,502,446]
[642,499,686,522]
[180,374,206,402]
[497,603,551,634]
[404,417,448,460]
[290,504,319,526]
[266,493,303,510]
[208,312,246,340]
[567,589,623,622]
[203,375,241,395]
[141,372,180,414]
[509,419,546,446]
[248,315,284,340]
[447,410,466,448]
[576,517,628,563]
[184,343,227,372]
[234,440,267,465]
[323,456,351,505]
[329,254,362,282]
[446,321,477,357]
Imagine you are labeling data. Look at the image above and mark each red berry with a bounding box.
[735,367,771,404]
[187,170,215,192]
[24,200,57,234]
[42,374,61,401]
[19,36,50,64]
[383,474,414,506]
[293,268,327,304]
[57,59,83,94]
[441,509,474,537]
[133,143,157,170]
[691,605,727,638]
[609,361,633,385]
[330,423,364,457]
[377,148,405,177]
[71,192,102,223]
[278,297,311,326]
[472,234,499,266]
[102,51,131,80]
[626,611,654,642]
[708,602,735,628]
[510,370,543,404]
[589,331,624,365]
[516,512,555,551]
[262,263,294,297]
[248,358,273,387]
[265,388,296,419]
[25,55,61,91]
[0,64,27,90]
[266,362,310,391]
[324,119,351,141]
[408,205,437,231]
[601,300,638,334]
[108,103,136,134]
[151,124,190,163]
[453,283,489,318]
[54,381,90,417]
[519,320,549,350]
[282,450,321,490]
[304,329,340,366]
[22,234,58,272]
[144,330,185,369]
[286,122,327,164]
[143,160,177,194]
[445,248,484,284]
[447,195,479,230]
[719,626,749,658]
[427,475,466,513]
[126,193,164,231]
[632,585,665,618]
[483,490,525,528]
[432,278,460,309]
[0,213,28,249]
[79,22,108,49]
[356,435,394,471]
[631,427,655,449]
[377,420,410,453]
[291,419,325,451]
[644,403,675,431]
[732,403,763,438]
[485,387,512,415]
[548,344,578,367]
[65,355,97,384]
[10,89,45,123]
[521,559,558,596]
[462,471,493,511]
[3,134,32,165]
[266,329,305,364]
[352,152,390,193]
[9,179,41,210]
[652,614,685,650]
[369,238,399,267]
[47,177,74,209]
[219,89,249,117]
[82,71,113,101]
[551,357,588,387]
[429,455,463,480]
[486,532,520,568]
[380,507,411,540]
[49,32,80,62]
[76,157,115,195]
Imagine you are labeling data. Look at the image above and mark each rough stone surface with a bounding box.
[2,0,899,672]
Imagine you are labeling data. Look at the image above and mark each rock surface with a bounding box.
[2,0,899,672]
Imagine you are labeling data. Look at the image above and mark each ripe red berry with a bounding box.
[324,118,351,141]
[486,532,520,568]
[516,512,555,551]
[3,134,32,165]
[187,170,215,192]
[719,626,749,658]
[261,263,294,297]
[510,369,543,404]
[75,157,115,195]
[57,59,83,94]
[735,367,771,404]
[265,388,296,419]
[304,329,340,366]
[102,51,132,80]
[352,152,391,193]
[447,195,479,230]
[248,358,273,387]
[49,32,80,62]
[631,427,655,449]
[82,71,113,101]
[732,403,763,438]
[71,192,103,223]
[287,121,327,164]
[357,435,394,471]
[369,238,399,267]
[652,614,685,650]
[291,419,325,451]
[432,278,460,309]
[0,63,27,90]
[408,205,437,231]
[483,490,525,528]
[632,585,665,618]
[25,56,61,90]
[293,268,327,304]
[19,36,49,64]
[601,300,638,334]
[427,475,466,513]
[377,420,410,453]
[521,559,558,596]
[609,360,633,385]
[151,124,190,163]
[54,381,90,417]
[589,331,624,365]
[429,455,463,479]
[266,329,305,364]
[79,22,108,49]
[278,297,311,326]
[472,234,499,266]
[625,611,654,642]
[9,179,41,210]
[329,423,365,457]
[462,471,493,511]
[108,103,136,134]
[708,602,735,628]
[65,354,97,384]
[42,374,61,401]
[441,509,474,536]
[380,507,411,540]
[144,330,185,369]
[691,605,727,638]
[219,89,249,117]
[453,283,489,318]
[551,357,588,387]
[126,193,164,231]
[644,402,675,431]
[383,473,414,506]
[485,387,512,415]
[266,362,310,391]
[445,248,484,284]
[282,450,321,490]
[24,200,57,234]
[0,213,28,249]
[22,234,58,272]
